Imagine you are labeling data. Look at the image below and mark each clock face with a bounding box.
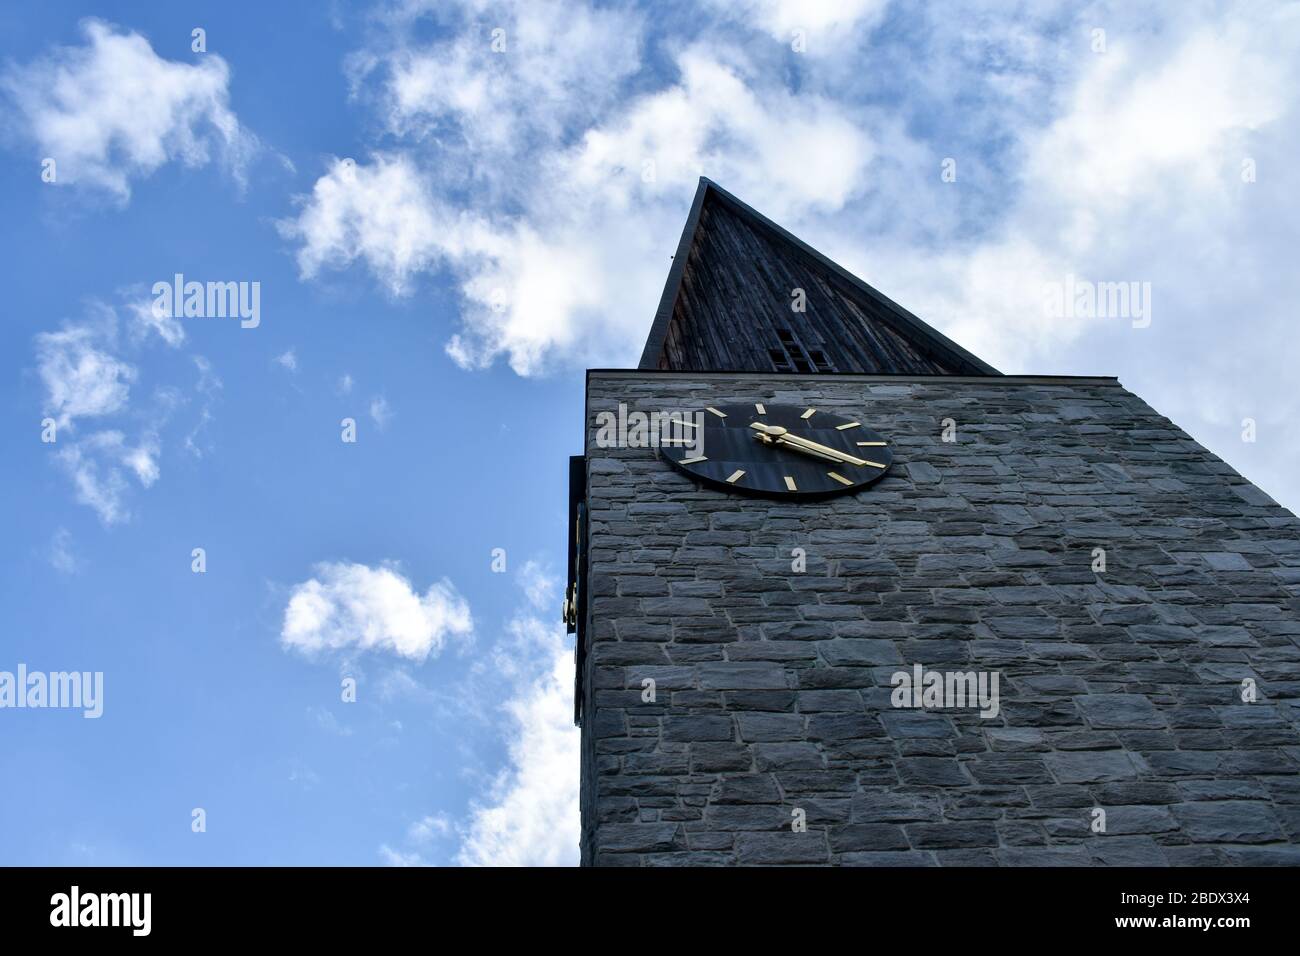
[658,403,893,499]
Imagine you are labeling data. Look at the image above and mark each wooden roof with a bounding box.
[639,179,1000,376]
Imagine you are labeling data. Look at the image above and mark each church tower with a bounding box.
[569,178,1300,866]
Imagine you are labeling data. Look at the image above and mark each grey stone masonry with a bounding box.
[578,371,1300,866]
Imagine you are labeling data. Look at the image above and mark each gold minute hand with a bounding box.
[749,422,869,467]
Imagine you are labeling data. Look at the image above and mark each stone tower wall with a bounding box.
[578,371,1300,866]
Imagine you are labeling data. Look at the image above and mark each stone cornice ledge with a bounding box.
[587,369,1123,388]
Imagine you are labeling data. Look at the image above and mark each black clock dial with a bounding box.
[658,403,894,499]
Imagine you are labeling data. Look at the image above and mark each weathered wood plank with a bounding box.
[649,191,981,375]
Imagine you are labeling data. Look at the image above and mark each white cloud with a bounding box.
[48,528,79,574]
[128,299,185,348]
[337,373,354,395]
[286,0,1300,508]
[36,323,136,429]
[374,561,578,867]
[891,11,1300,372]
[517,559,556,611]
[54,429,162,524]
[183,356,222,458]
[377,844,426,867]
[275,348,298,372]
[277,154,455,296]
[193,355,221,395]
[281,562,473,661]
[288,761,321,789]
[285,40,874,374]
[1,18,257,200]
[854,3,1300,508]
[376,667,435,704]
[708,0,889,48]
[55,440,128,525]
[569,48,874,215]
[120,436,160,486]
[272,164,472,343]
[348,0,643,151]
[368,395,393,429]
[87,429,157,477]
[34,299,218,521]
[408,814,454,844]
[308,705,353,737]
[456,612,579,867]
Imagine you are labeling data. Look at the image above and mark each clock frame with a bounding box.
[657,402,894,499]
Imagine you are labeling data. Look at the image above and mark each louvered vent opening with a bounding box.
[807,350,833,372]
[769,329,833,374]
[768,348,792,372]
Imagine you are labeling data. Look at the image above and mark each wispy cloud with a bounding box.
[183,356,222,458]
[408,813,454,844]
[34,299,219,524]
[36,319,136,430]
[54,430,159,525]
[368,395,392,429]
[127,298,185,348]
[0,18,257,201]
[308,705,353,737]
[377,844,426,867]
[47,528,79,574]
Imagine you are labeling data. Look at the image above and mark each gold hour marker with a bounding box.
[836,422,860,430]
[783,476,797,491]
[856,441,887,446]
[706,407,727,418]
[725,470,745,484]
[827,471,853,486]
[659,438,694,444]
[801,408,817,420]
[755,403,766,415]
[672,418,699,429]
[680,455,707,464]
[860,459,886,469]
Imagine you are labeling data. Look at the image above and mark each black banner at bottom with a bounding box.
[0,865,1286,940]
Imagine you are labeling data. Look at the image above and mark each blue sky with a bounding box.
[2,0,1297,865]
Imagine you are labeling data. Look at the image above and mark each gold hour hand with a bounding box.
[749,422,869,466]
